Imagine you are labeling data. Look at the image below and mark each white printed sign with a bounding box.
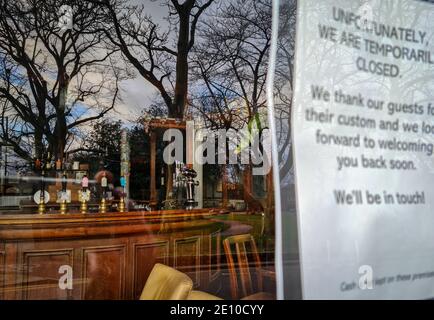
[292,0,434,299]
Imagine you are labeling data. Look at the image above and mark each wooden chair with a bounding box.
[223,234,275,300]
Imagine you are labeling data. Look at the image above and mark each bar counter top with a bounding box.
[0,208,228,240]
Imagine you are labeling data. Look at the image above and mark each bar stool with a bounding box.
[223,234,275,300]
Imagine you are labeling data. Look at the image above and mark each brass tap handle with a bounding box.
[99,198,107,214]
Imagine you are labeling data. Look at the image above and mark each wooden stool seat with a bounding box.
[241,292,275,300]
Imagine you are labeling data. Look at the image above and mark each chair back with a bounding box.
[140,263,193,300]
[223,234,263,299]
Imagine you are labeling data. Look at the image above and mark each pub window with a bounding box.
[1,0,434,302]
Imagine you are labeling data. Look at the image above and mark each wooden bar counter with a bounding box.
[0,208,227,300]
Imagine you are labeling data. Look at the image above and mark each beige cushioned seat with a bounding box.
[140,263,193,300]
[187,290,223,300]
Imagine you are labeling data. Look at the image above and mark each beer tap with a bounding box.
[118,176,126,213]
[36,157,46,214]
[180,166,199,210]
[80,174,89,214]
[59,170,68,214]
[99,172,108,213]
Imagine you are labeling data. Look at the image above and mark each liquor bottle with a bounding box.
[35,158,41,171]
[46,152,51,170]
[82,175,89,191]
[61,171,67,192]
[56,159,62,171]
[101,172,108,188]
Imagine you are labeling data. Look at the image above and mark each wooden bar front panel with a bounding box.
[132,240,169,299]
[0,243,4,300]
[0,209,226,300]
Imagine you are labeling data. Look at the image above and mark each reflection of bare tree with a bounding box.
[191,0,271,131]
[190,0,272,211]
[98,0,214,119]
[0,0,120,165]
